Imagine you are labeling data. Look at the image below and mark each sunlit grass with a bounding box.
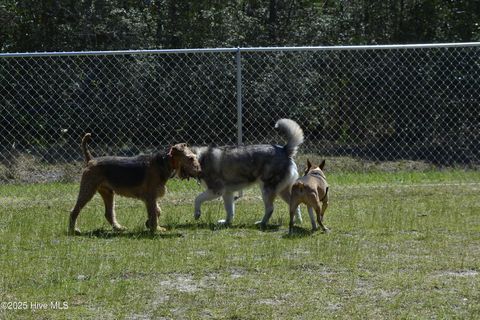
[0,170,479,319]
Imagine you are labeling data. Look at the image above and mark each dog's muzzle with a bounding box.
[179,167,202,180]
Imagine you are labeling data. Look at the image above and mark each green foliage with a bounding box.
[2,0,480,52]
[1,1,480,165]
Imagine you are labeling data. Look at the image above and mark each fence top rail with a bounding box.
[1,42,480,58]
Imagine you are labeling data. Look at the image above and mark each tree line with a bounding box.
[1,1,479,52]
[1,1,479,165]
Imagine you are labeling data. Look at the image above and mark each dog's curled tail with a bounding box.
[81,133,93,165]
[275,119,304,158]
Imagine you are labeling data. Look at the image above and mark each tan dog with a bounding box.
[69,133,201,235]
[289,159,329,235]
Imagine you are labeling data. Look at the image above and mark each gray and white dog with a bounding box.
[193,119,304,229]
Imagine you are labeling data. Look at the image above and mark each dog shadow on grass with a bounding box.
[166,222,218,231]
[74,228,184,239]
[168,221,283,232]
[282,226,318,239]
[71,223,313,238]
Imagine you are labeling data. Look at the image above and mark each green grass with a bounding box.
[1,170,479,319]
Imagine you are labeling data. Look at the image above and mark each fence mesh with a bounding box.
[241,47,480,164]
[1,45,480,185]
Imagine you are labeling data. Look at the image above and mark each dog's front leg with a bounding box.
[145,197,165,233]
[194,189,221,220]
[219,192,235,226]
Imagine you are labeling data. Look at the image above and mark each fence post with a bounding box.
[236,47,243,146]
[236,47,244,200]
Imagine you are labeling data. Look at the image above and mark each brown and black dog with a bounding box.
[68,133,201,235]
[289,159,329,235]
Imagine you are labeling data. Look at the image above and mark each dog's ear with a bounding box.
[304,159,312,175]
[170,143,188,154]
[306,159,312,170]
[319,159,325,170]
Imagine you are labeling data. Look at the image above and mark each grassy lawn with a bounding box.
[0,170,479,319]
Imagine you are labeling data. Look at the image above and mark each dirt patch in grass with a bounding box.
[1,153,81,184]
[2,152,467,185]
[434,270,479,277]
[156,272,225,295]
[297,155,436,173]
[229,268,247,279]
[159,274,202,293]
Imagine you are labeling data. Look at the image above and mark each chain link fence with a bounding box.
[1,44,480,184]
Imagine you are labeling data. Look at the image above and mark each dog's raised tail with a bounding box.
[297,181,305,192]
[81,133,93,165]
[275,119,304,158]
[292,181,305,195]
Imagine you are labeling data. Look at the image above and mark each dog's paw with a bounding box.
[194,211,201,220]
[145,220,164,231]
[68,228,81,236]
[254,221,267,230]
[113,225,127,232]
[314,226,330,233]
[147,226,167,233]
[217,219,232,227]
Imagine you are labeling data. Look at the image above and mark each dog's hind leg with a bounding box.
[313,202,328,233]
[98,187,125,231]
[194,189,222,220]
[289,198,301,235]
[320,195,329,232]
[257,187,276,230]
[307,206,318,232]
[69,173,99,235]
[279,188,302,224]
[218,191,235,226]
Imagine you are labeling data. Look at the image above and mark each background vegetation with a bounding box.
[1,0,480,52]
[1,1,480,168]
[1,3,479,318]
